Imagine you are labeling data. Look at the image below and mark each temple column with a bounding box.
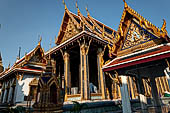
[63,51,70,101]
[0,82,4,103]
[117,84,121,99]
[133,77,138,98]
[7,86,13,103]
[80,44,90,100]
[97,48,106,99]
[2,89,7,103]
[120,75,132,113]
[136,77,148,112]
[164,67,170,91]
[129,77,135,99]
[162,77,168,91]
[150,77,161,109]
[112,82,117,99]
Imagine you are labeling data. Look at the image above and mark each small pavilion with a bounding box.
[103,1,170,113]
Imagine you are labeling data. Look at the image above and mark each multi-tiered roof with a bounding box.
[46,2,116,56]
[103,1,169,72]
[0,42,46,79]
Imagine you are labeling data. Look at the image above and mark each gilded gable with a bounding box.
[118,20,163,56]
[61,18,80,43]
[122,21,160,50]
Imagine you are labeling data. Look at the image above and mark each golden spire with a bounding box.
[62,0,67,10]
[38,36,42,46]
[85,5,90,17]
[8,62,10,69]
[75,0,80,14]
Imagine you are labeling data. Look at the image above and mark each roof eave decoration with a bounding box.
[107,0,169,58]
[76,4,115,44]
[0,42,47,77]
[86,8,115,41]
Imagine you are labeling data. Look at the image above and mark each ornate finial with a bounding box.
[17,47,21,60]
[25,52,28,61]
[75,0,80,13]
[123,0,128,8]
[8,62,10,69]
[85,5,90,17]
[62,0,67,10]
[38,36,42,45]
[102,25,105,37]
[161,19,166,32]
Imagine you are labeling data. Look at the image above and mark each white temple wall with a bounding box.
[15,74,39,103]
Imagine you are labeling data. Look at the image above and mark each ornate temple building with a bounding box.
[45,2,116,101]
[44,1,170,104]
[103,1,170,113]
[0,1,170,112]
[0,42,46,106]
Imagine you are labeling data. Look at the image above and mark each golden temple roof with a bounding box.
[107,0,169,58]
[55,1,116,45]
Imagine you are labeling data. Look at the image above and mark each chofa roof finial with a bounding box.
[62,0,67,10]
[123,0,128,8]
[38,36,42,46]
[85,5,90,17]
[161,19,166,31]
[75,0,80,14]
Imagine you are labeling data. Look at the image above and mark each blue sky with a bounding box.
[0,0,170,68]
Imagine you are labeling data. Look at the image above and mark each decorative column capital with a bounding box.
[97,48,105,67]
[80,44,89,55]
[63,51,70,61]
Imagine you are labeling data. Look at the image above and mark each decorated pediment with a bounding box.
[121,21,159,50]
[60,18,80,43]
[29,48,43,63]
[22,44,46,67]
[112,2,169,57]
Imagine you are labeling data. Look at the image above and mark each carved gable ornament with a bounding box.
[29,50,42,63]
[121,21,161,51]
[61,18,80,43]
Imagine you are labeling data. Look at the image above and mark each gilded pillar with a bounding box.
[97,48,106,99]
[162,77,168,91]
[164,77,170,91]
[112,82,117,99]
[150,77,161,110]
[132,77,138,98]
[80,44,90,100]
[117,84,121,99]
[129,77,135,99]
[158,77,164,95]
[51,58,56,75]
[63,52,70,101]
